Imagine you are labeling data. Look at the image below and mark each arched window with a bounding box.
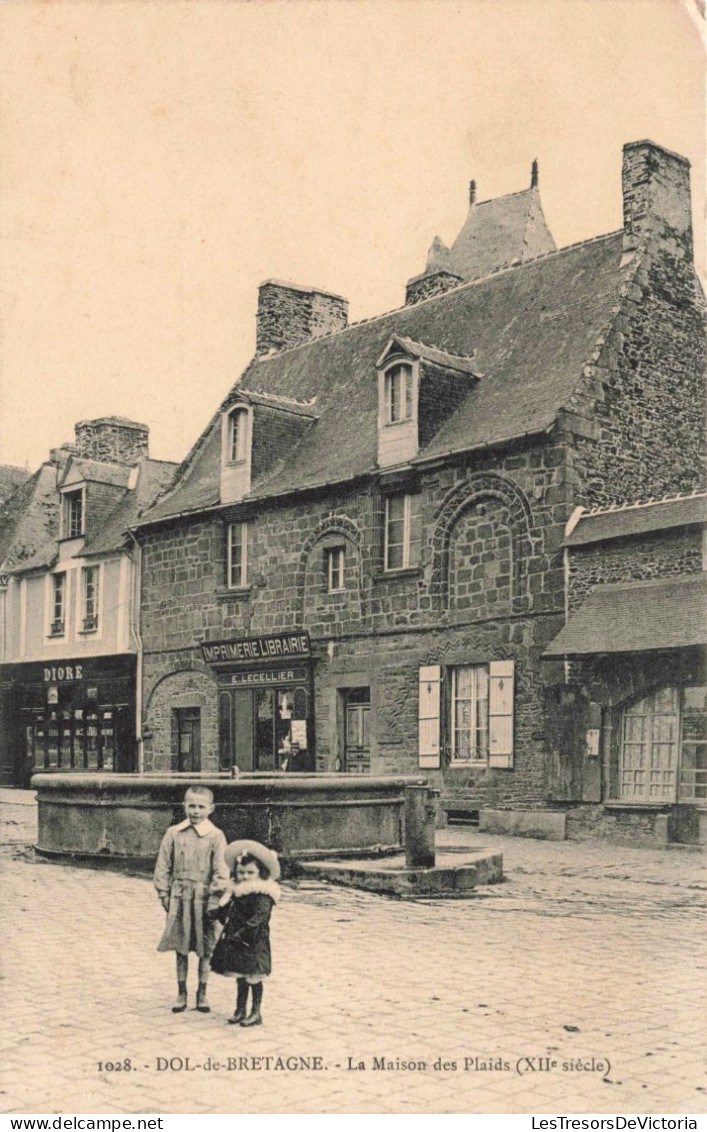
[617,684,707,803]
[384,363,413,424]
[227,407,249,463]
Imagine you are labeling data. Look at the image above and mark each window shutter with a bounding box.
[489,660,514,768]
[418,665,441,768]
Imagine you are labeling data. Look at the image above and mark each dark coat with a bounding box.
[209,879,280,978]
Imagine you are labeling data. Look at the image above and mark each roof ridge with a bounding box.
[470,185,537,209]
[248,229,625,366]
[583,488,707,517]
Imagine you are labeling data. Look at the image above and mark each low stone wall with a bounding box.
[479,808,567,841]
[32,773,428,867]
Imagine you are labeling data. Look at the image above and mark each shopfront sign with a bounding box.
[202,632,311,667]
[218,666,309,688]
[43,664,83,683]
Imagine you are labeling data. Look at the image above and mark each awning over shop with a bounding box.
[543,574,707,658]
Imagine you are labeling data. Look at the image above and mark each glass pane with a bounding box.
[683,685,707,712]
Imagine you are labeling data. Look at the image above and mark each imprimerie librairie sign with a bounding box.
[201,632,311,667]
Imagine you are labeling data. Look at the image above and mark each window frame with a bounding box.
[227,407,249,464]
[63,488,84,540]
[50,572,67,637]
[326,545,346,592]
[81,564,100,632]
[384,362,413,425]
[450,664,490,765]
[383,492,420,572]
[226,521,248,589]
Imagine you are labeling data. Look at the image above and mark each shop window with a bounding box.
[63,489,84,539]
[451,665,489,763]
[680,685,707,801]
[226,522,248,589]
[50,573,66,636]
[326,546,345,592]
[617,684,707,804]
[227,407,249,464]
[81,566,100,632]
[384,363,413,424]
[172,707,201,773]
[384,493,421,571]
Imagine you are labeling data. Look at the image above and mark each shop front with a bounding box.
[201,632,315,773]
[3,654,137,779]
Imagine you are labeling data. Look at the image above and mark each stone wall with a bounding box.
[567,527,703,610]
[75,419,149,465]
[256,282,348,355]
[405,271,464,306]
[139,434,571,797]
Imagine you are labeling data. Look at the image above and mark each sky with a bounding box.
[0,0,704,471]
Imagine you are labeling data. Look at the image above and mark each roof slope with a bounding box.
[0,465,30,506]
[566,492,707,546]
[449,187,556,281]
[543,574,707,657]
[142,231,624,523]
[82,459,178,555]
[0,464,60,573]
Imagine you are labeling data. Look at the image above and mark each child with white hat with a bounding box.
[208,839,281,1026]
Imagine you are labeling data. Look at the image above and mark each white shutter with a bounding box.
[418,665,441,768]
[488,660,515,768]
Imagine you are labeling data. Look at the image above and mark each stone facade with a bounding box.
[256,281,348,355]
[74,418,149,466]
[136,140,706,844]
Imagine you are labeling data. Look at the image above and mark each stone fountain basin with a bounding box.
[31,772,427,868]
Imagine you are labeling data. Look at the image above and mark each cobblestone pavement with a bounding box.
[1,791,705,1116]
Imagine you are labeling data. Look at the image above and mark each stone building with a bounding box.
[134,140,705,841]
[0,418,175,784]
[543,492,706,844]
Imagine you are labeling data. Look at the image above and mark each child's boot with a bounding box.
[172,981,188,1013]
[196,982,211,1013]
[228,979,249,1025]
[240,982,263,1027]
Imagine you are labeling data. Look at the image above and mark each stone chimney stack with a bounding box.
[74,417,150,465]
[621,140,693,261]
[256,280,348,355]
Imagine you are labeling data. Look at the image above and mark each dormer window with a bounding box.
[228,407,249,463]
[385,363,413,424]
[220,404,252,504]
[63,489,84,539]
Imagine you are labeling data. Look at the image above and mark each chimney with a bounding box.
[469,179,477,205]
[74,417,150,465]
[256,280,348,355]
[621,140,693,260]
[530,159,538,189]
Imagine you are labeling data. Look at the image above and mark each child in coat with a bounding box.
[153,785,229,1014]
[208,838,281,1027]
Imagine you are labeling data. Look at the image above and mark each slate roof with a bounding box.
[0,464,60,573]
[566,492,707,546]
[141,230,625,524]
[0,457,177,573]
[379,334,482,376]
[0,465,30,506]
[60,457,132,489]
[448,187,556,281]
[82,459,178,556]
[543,574,707,657]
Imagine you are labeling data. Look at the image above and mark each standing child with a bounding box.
[208,839,281,1027]
[154,785,229,1014]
